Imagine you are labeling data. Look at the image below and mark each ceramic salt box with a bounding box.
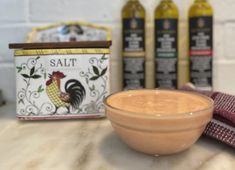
[9,41,112,120]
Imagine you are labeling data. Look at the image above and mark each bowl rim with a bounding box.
[104,89,214,119]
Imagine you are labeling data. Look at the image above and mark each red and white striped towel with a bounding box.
[181,84,235,148]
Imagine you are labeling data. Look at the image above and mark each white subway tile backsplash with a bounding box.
[214,61,235,95]
[0,26,32,62]
[110,61,122,93]
[210,0,235,22]
[224,23,235,59]
[29,0,125,22]
[0,0,27,22]
[214,24,225,60]
[109,23,122,62]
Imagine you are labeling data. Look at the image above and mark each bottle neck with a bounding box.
[160,0,174,5]
[161,0,173,2]
[195,0,207,3]
[128,0,139,4]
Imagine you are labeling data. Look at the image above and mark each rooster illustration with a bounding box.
[46,71,86,114]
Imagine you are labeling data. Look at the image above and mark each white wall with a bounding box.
[0,0,235,102]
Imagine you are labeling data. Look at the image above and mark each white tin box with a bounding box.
[9,41,111,120]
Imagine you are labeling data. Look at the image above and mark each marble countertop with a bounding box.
[0,104,234,170]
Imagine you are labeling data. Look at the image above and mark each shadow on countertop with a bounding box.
[98,131,190,170]
[99,131,235,170]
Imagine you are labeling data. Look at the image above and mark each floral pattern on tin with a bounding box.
[16,56,53,116]
[16,54,109,117]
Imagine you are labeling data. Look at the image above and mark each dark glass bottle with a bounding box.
[122,0,145,90]
[189,0,213,90]
[154,0,179,89]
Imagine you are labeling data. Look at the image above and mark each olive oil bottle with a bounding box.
[154,0,179,89]
[122,0,145,90]
[189,0,213,90]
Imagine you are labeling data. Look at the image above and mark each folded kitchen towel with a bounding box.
[181,84,235,148]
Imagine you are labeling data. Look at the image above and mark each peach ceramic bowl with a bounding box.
[104,89,214,155]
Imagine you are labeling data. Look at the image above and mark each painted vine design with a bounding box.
[79,54,108,114]
[16,56,53,115]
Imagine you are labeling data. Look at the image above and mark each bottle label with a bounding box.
[189,16,213,90]
[123,57,145,90]
[123,18,145,52]
[155,19,178,89]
